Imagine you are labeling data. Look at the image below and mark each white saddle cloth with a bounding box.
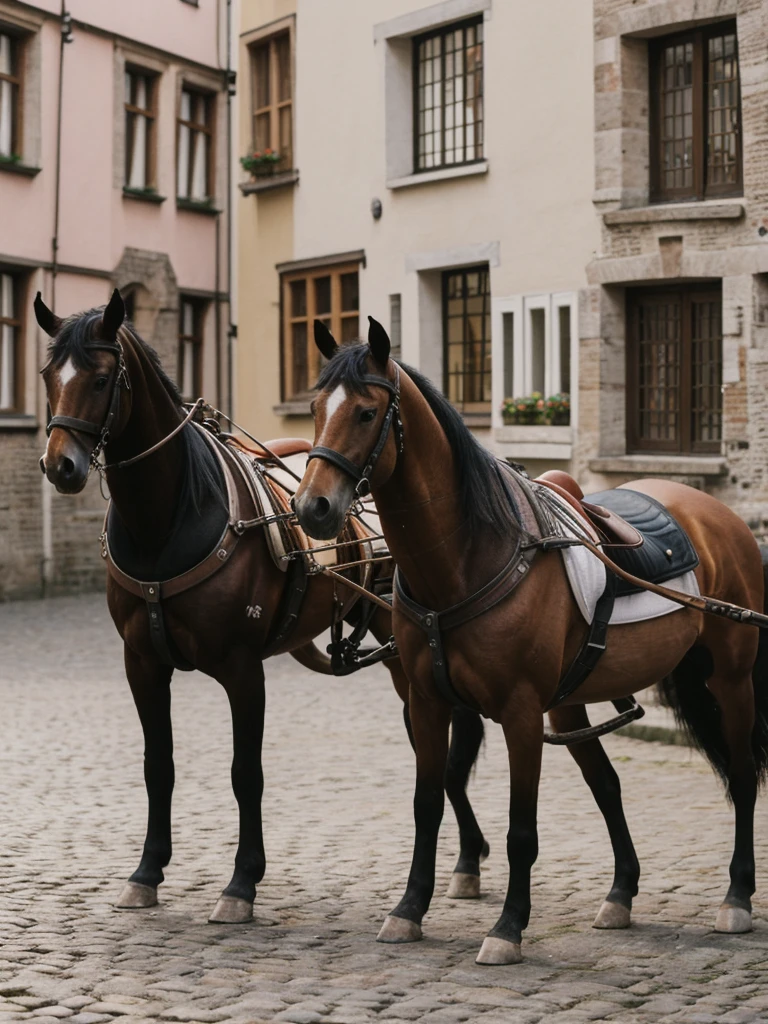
[548,493,700,625]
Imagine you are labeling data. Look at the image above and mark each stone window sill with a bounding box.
[240,170,299,195]
[176,197,220,216]
[0,160,41,178]
[387,160,488,191]
[589,454,727,476]
[0,414,38,430]
[495,425,572,461]
[603,199,745,226]
[462,411,491,429]
[273,399,312,417]
[123,187,166,205]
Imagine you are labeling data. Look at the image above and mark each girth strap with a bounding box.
[140,582,194,672]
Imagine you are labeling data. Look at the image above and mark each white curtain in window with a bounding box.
[0,35,12,158]
[177,91,191,198]
[191,129,207,200]
[0,274,15,411]
[127,75,147,189]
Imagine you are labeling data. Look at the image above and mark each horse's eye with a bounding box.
[94,376,109,393]
[360,409,377,424]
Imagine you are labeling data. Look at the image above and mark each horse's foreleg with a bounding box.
[116,649,174,910]
[377,687,451,944]
[444,709,488,898]
[209,654,266,924]
[548,704,639,929]
[476,698,542,966]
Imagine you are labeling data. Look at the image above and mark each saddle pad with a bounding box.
[584,487,699,596]
[546,492,701,625]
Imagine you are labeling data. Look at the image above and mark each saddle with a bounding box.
[535,470,699,596]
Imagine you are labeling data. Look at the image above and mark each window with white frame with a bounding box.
[125,67,158,190]
[0,271,22,411]
[177,87,214,201]
[494,292,576,426]
[0,30,21,161]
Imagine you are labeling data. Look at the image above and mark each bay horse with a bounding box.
[36,289,490,924]
[294,317,768,965]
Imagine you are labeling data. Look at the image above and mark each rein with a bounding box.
[307,366,404,496]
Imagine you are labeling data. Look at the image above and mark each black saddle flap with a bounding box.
[583,488,699,597]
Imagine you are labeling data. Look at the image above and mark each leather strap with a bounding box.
[140,581,194,672]
[47,415,103,437]
[544,569,617,710]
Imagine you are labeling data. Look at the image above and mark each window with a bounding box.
[281,263,359,399]
[443,266,490,414]
[250,31,292,172]
[178,298,205,402]
[650,22,741,201]
[414,18,483,172]
[0,272,22,411]
[627,285,722,454]
[125,68,157,190]
[177,87,214,201]
[0,31,21,161]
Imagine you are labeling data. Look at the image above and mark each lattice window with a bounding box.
[627,286,722,454]
[125,67,157,189]
[443,266,491,414]
[178,297,205,402]
[177,87,214,201]
[281,262,360,399]
[414,18,483,172]
[251,31,292,172]
[651,22,741,201]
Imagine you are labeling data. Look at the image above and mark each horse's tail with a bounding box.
[658,545,768,791]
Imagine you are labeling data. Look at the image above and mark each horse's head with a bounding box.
[38,289,128,494]
[294,317,401,540]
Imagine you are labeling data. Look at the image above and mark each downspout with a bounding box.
[226,0,236,421]
[43,5,73,594]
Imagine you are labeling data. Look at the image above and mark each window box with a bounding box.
[176,197,219,215]
[240,170,299,195]
[123,186,166,204]
[0,158,40,177]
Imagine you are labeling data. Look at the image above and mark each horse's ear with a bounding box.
[102,288,125,340]
[314,319,338,361]
[34,292,62,338]
[367,316,391,368]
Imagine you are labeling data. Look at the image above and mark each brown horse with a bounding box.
[36,290,490,924]
[294,317,768,965]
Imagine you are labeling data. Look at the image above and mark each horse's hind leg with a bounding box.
[444,709,489,899]
[209,653,266,924]
[548,704,639,929]
[116,650,174,910]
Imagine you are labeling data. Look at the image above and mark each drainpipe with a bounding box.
[43,5,73,594]
[226,0,236,421]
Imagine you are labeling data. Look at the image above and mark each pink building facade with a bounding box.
[0,0,232,598]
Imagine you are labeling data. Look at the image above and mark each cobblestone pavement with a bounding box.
[1,596,766,1024]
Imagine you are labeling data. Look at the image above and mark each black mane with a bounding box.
[316,343,518,536]
[47,306,224,517]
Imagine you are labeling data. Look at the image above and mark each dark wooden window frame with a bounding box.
[0,27,24,161]
[626,284,722,455]
[249,29,293,173]
[280,261,360,400]
[649,20,742,202]
[412,16,484,174]
[0,269,26,414]
[178,296,206,401]
[442,264,491,415]
[177,84,216,201]
[124,65,158,189]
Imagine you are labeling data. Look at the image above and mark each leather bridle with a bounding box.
[45,341,130,472]
[307,365,404,496]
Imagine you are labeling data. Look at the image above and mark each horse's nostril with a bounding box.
[59,456,76,479]
[313,496,331,519]
[39,456,46,475]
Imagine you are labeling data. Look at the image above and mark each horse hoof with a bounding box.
[115,882,158,909]
[593,900,631,929]
[446,872,481,899]
[715,904,752,934]
[475,936,522,965]
[376,915,422,943]
[208,895,254,924]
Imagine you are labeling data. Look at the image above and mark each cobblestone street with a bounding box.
[0,595,766,1024]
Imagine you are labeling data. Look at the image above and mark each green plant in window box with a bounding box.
[545,393,570,425]
[0,152,22,165]
[241,149,281,177]
[501,392,546,425]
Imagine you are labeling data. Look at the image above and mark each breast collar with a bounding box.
[306,365,404,496]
